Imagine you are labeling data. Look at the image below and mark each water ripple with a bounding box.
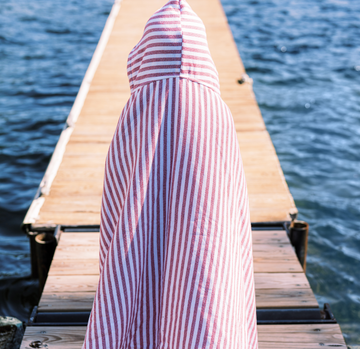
[0,0,113,322]
[222,0,360,344]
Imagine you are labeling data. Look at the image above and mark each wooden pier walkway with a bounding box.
[21,0,346,347]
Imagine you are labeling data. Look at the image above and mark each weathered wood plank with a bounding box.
[254,273,311,289]
[252,230,290,245]
[55,235,298,257]
[52,249,98,261]
[57,232,100,245]
[20,324,346,349]
[39,272,318,310]
[42,275,99,294]
[39,287,318,311]
[38,293,95,312]
[32,0,297,227]
[49,254,302,275]
[20,327,86,349]
[253,259,302,273]
[253,244,297,256]
[48,259,99,276]
[57,231,291,246]
[49,231,302,275]
[258,324,347,348]
[39,288,318,312]
[35,212,101,227]
[256,289,318,309]
[52,273,321,295]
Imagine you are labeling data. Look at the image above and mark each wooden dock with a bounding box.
[21,0,346,347]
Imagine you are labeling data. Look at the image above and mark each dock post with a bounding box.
[290,220,309,271]
[35,233,57,291]
[27,231,39,279]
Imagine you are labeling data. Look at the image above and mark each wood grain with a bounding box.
[39,272,318,310]
[38,293,95,312]
[31,0,297,226]
[41,229,312,312]
[20,324,346,349]
[256,289,318,309]
[252,230,290,245]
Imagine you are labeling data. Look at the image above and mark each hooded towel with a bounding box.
[83,0,258,347]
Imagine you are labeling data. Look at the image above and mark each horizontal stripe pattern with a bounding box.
[179,2,220,95]
[84,0,257,348]
[127,1,182,92]
[127,0,220,95]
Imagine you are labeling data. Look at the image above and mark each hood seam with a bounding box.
[179,0,184,82]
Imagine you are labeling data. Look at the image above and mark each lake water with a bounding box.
[222,0,360,344]
[0,0,359,345]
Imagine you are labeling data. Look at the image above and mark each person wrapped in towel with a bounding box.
[83,0,258,348]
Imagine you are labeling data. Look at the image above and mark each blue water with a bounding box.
[222,0,360,344]
[0,0,359,345]
[0,0,113,320]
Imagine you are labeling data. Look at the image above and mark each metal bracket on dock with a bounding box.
[28,308,90,327]
[251,221,291,232]
[257,304,337,325]
[61,225,100,232]
[27,304,337,327]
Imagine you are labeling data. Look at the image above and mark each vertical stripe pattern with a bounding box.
[83,0,257,348]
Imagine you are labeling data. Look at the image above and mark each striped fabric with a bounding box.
[83,0,258,348]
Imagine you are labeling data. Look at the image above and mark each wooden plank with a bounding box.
[56,168,104,181]
[38,293,95,312]
[56,231,292,247]
[258,324,347,348]
[39,272,318,311]
[253,244,297,257]
[252,231,303,273]
[48,259,99,276]
[41,230,306,312]
[20,327,86,349]
[35,212,100,227]
[37,197,102,215]
[42,275,99,294]
[35,212,101,227]
[252,230,290,245]
[31,0,297,227]
[53,234,298,261]
[43,273,313,294]
[58,231,290,246]
[53,248,98,261]
[254,273,312,289]
[57,232,100,245]
[49,232,302,275]
[49,252,302,275]
[253,259,302,273]
[256,289,318,309]
[20,324,346,348]
[40,284,318,312]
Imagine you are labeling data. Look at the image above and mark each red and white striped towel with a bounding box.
[83,1,258,347]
